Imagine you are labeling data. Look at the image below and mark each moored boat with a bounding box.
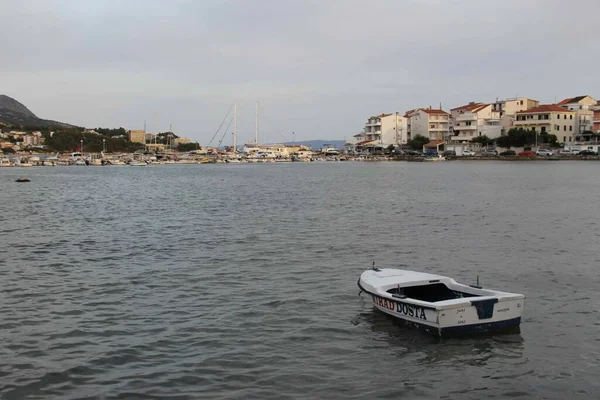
[358,266,524,336]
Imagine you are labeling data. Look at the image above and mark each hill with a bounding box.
[0,94,78,128]
[281,140,345,150]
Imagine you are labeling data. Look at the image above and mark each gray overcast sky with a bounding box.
[1,0,598,143]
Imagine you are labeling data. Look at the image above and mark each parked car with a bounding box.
[462,150,476,156]
[424,149,438,156]
[443,150,456,157]
[559,149,574,156]
[499,150,516,156]
[394,149,406,156]
[480,149,498,156]
[535,149,553,156]
[405,150,422,156]
[579,150,598,156]
[518,150,536,156]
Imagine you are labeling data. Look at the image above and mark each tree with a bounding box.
[177,142,201,152]
[496,128,537,148]
[546,134,559,147]
[471,135,493,146]
[386,144,395,154]
[407,135,430,150]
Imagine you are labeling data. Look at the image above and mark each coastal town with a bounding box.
[1,94,600,166]
[346,94,600,157]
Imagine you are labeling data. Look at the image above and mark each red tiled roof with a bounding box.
[557,95,590,105]
[557,97,574,105]
[424,140,445,147]
[356,139,377,145]
[403,109,417,118]
[370,113,392,119]
[471,104,490,112]
[421,109,448,115]
[450,102,484,112]
[516,104,572,114]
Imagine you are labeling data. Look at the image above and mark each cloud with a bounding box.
[1,0,599,142]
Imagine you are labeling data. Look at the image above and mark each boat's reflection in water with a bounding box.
[358,308,525,365]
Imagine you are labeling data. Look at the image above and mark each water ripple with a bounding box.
[1,163,599,399]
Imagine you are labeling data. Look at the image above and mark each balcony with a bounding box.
[456,114,477,122]
[450,135,473,141]
[454,125,476,130]
[365,120,381,127]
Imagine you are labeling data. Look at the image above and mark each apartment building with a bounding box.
[407,108,449,141]
[363,113,407,145]
[514,105,575,143]
[593,103,600,133]
[491,97,540,134]
[450,102,502,142]
[557,95,596,135]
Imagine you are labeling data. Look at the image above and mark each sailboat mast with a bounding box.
[255,101,259,144]
[233,100,237,153]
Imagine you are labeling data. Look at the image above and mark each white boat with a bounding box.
[321,144,340,156]
[0,157,12,167]
[107,159,126,166]
[129,160,147,166]
[358,267,524,336]
[424,155,446,162]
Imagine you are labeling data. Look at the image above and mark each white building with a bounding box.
[557,95,596,135]
[22,132,44,147]
[450,103,502,142]
[406,108,449,141]
[363,113,407,146]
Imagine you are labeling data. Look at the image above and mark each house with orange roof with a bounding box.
[362,112,407,146]
[513,104,575,143]
[407,108,450,141]
[556,95,596,134]
[449,102,502,142]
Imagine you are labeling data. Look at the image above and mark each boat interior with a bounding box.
[387,283,481,303]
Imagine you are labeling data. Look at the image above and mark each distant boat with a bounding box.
[0,155,12,167]
[129,160,147,166]
[424,155,446,162]
[321,144,340,156]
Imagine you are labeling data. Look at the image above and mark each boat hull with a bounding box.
[358,270,524,337]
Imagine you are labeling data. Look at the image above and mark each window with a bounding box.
[570,115,573,120]
[430,124,435,129]
[520,100,523,105]
[569,126,573,131]
[555,125,560,130]
[541,127,546,133]
[563,136,566,142]
[564,115,567,120]
[466,121,472,126]
[557,114,560,119]
[564,126,567,131]
[569,137,572,142]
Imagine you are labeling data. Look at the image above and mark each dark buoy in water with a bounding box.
[15,177,30,183]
